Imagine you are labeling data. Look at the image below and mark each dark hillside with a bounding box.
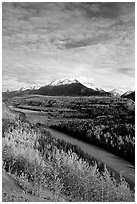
[122,91,135,101]
[2,89,37,100]
[37,82,108,96]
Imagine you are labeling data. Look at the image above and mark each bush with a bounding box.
[2,119,134,202]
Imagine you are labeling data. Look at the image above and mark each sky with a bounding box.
[2,2,135,91]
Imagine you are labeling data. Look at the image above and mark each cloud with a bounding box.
[117,68,135,77]
[2,77,29,91]
[64,33,113,49]
[2,2,135,91]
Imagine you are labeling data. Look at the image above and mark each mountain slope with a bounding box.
[48,78,104,91]
[37,80,110,96]
[122,90,133,97]
[3,170,50,202]
[2,102,17,120]
[2,102,26,122]
[2,89,37,100]
[121,91,135,101]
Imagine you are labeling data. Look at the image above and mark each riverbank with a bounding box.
[49,128,135,187]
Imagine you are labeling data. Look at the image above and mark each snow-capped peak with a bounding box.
[109,89,125,96]
[48,78,79,86]
[81,81,103,91]
[47,77,104,91]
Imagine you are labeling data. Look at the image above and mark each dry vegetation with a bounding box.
[2,117,135,201]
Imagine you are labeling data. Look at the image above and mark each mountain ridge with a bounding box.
[2,78,134,98]
[36,79,110,96]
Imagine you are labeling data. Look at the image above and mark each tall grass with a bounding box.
[2,119,134,202]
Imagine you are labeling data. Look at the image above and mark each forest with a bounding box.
[2,95,135,201]
[5,95,135,163]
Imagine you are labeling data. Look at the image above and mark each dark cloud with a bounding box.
[64,34,112,49]
[81,2,135,19]
[3,2,135,19]
[118,68,135,76]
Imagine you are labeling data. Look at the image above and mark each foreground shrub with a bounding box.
[2,120,135,202]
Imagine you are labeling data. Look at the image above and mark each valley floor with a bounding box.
[9,104,135,187]
[2,96,135,202]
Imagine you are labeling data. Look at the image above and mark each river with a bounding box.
[48,128,135,187]
[10,107,135,187]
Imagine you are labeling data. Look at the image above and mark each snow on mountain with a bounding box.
[47,78,79,86]
[109,89,125,96]
[81,81,104,91]
[11,83,47,92]
[47,78,103,92]
[16,86,39,92]
[4,78,133,96]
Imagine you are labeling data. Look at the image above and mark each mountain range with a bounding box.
[2,78,135,100]
[33,79,110,96]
